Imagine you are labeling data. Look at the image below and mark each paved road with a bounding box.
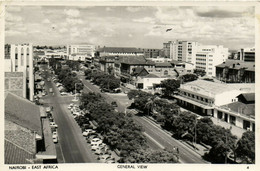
[77,74,208,164]
[41,65,98,163]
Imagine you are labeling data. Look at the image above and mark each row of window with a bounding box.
[182,91,212,104]
[196,54,207,57]
[196,62,206,65]
[196,58,206,61]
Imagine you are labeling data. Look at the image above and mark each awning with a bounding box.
[173,95,214,109]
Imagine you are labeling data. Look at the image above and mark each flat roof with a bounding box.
[182,80,255,95]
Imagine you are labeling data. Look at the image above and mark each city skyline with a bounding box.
[5,6,255,50]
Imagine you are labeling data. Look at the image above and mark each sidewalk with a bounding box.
[145,116,209,158]
[211,117,245,138]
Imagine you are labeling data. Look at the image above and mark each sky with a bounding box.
[5,6,255,50]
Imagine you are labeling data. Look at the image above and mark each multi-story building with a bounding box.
[174,80,255,131]
[67,44,95,61]
[215,60,255,83]
[97,47,144,57]
[195,45,228,77]
[143,48,161,58]
[238,47,255,62]
[163,40,198,63]
[5,43,34,101]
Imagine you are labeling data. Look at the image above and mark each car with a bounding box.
[82,129,96,137]
[53,136,58,143]
[111,101,118,107]
[50,122,58,128]
[60,92,68,96]
[52,131,58,139]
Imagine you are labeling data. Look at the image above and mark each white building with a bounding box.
[67,44,95,61]
[163,40,199,64]
[5,43,34,101]
[174,80,255,131]
[195,45,228,77]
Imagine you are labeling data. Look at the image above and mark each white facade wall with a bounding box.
[67,44,95,57]
[10,44,34,101]
[136,77,167,89]
[163,40,198,64]
[214,90,242,106]
[195,45,228,77]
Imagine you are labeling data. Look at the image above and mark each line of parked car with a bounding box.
[82,129,116,163]
[46,106,59,143]
[67,102,116,163]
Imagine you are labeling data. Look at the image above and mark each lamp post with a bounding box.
[193,117,197,150]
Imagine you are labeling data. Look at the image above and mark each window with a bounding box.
[164,70,168,75]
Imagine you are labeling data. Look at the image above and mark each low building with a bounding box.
[214,93,255,132]
[170,60,195,76]
[151,62,178,77]
[114,56,155,83]
[97,47,144,57]
[68,53,92,62]
[173,80,255,131]
[5,92,57,164]
[215,60,255,83]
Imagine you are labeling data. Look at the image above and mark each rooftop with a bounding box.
[155,62,173,67]
[118,56,155,65]
[216,60,255,71]
[237,93,255,102]
[5,139,35,164]
[97,47,144,53]
[5,92,42,136]
[221,102,255,118]
[181,80,255,95]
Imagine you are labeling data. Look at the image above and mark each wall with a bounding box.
[214,90,242,106]
[5,72,24,98]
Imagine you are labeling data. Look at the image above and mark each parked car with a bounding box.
[50,122,58,128]
[53,136,58,143]
[82,129,96,137]
[60,92,69,96]
[52,131,58,139]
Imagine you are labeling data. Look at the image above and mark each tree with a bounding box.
[160,79,180,97]
[194,69,206,77]
[179,74,198,83]
[235,131,255,163]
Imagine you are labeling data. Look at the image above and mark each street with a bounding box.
[41,65,98,163]
[77,74,208,164]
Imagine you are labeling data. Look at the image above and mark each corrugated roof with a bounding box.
[221,102,255,118]
[155,62,173,67]
[238,93,255,102]
[5,92,42,136]
[119,56,155,65]
[5,139,35,164]
[97,47,144,53]
[216,60,255,71]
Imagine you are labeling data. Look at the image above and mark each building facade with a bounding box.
[215,60,255,83]
[238,47,255,62]
[67,44,95,61]
[195,45,228,77]
[97,47,144,57]
[163,40,198,63]
[143,48,161,58]
[174,80,255,131]
[5,43,34,101]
